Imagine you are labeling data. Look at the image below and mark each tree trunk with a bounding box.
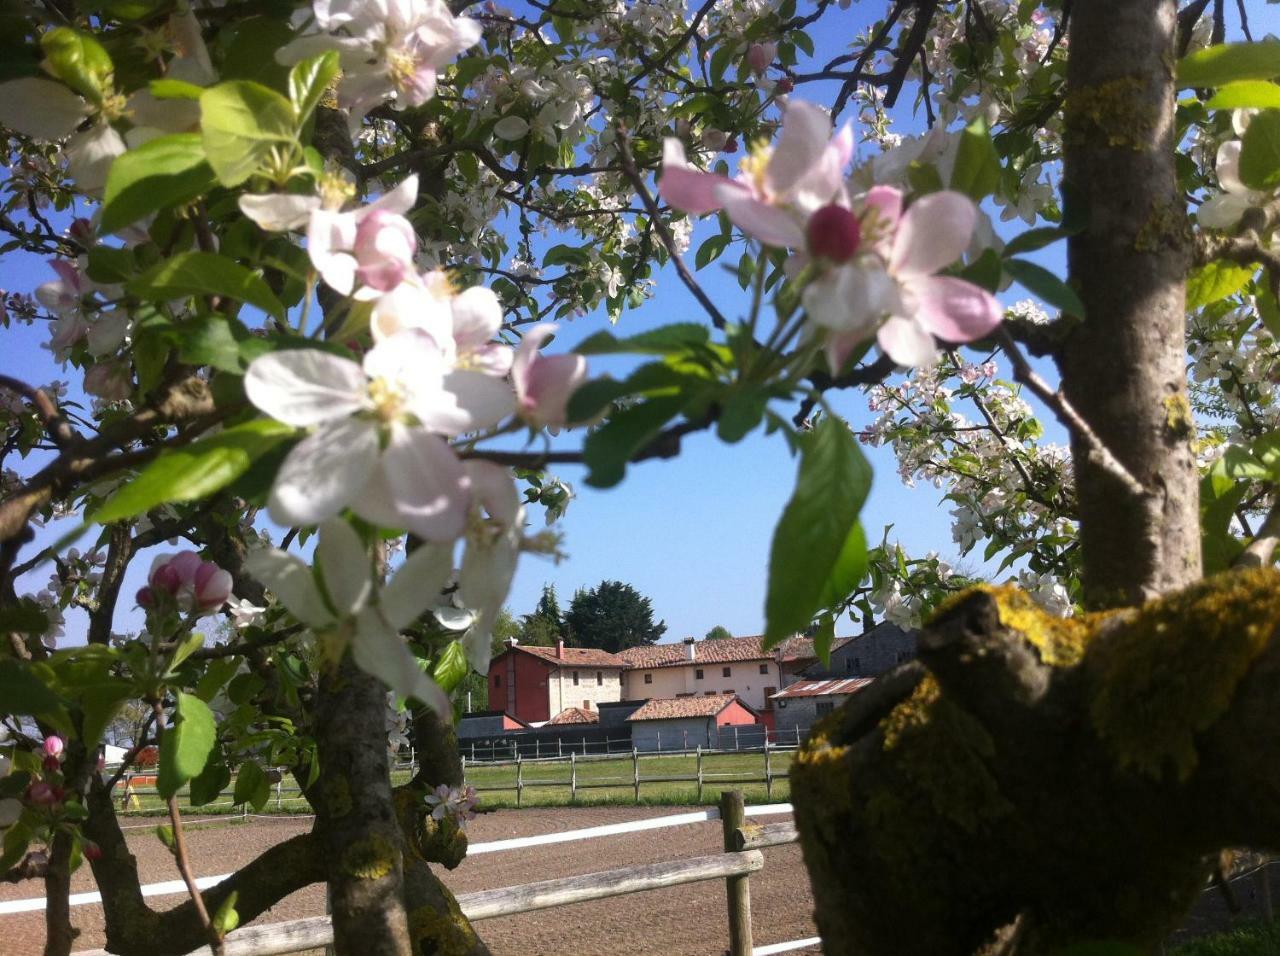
[1059,0,1201,608]
[313,656,413,956]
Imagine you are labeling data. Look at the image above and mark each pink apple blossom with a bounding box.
[308,175,419,297]
[145,552,233,612]
[511,323,587,429]
[747,42,777,75]
[43,736,64,758]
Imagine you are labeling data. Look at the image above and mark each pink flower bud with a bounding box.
[747,42,777,75]
[43,755,61,773]
[83,841,102,862]
[512,324,588,429]
[43,736,64,758]
[27,780,60,806]
[724,137,739,154]
[775,77,794,95]
[68,218,95,248]
[150,564,182,596]
[353,210,417,293]
[136,586,156,608]
[807,204,862,262]
[192,563,233,611]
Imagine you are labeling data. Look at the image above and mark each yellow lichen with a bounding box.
[1162,393,1195,439]
[1064,77,1155,149]
[935,584,1095,667]
[408,903,480,956]
[343,834,398,880]
[1089,567,1280,780]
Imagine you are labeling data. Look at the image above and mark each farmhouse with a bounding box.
[488,640,626,724]
[800,622,916,679]
[626,694,760,751]
[770,678,875,739]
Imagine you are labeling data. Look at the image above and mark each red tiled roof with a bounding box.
[771,678,874,700]
[516,645,628,667]
[627,694,743,721]
[546,706,600,725]
[617,635,852,669]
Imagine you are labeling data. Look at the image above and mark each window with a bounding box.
[695,668,704,680]
[763,687,776,709]
[584,700,591,709]
[722,666,732,678]
[596,671,603,685]
[844,659,853,673]
[896,651,907,663]
[677,692,694,698]
[759,664,768,675]
[643,673,652,684]
[705,690,717,696]
[573,671,579,685]
[494,675,502,687]
[815,701,835,717]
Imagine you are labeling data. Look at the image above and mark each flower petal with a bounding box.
[890,190,976,278]
[316,518,372,617]
[657,139,741,215]
[877,315,939,368]
[239,193,320,232]
[382,541,455,630]
[908,276,1003,343]
[1216,141,1246,195]
[244,548,334,629]
[765,100,834,199]
[427,370,516,435]
[716,187,806,248]
[1197,192,1251,230]
[351,607,452,716]
[803,260,899,332]
[0,79,86,141]
[245,349,367,426]
[464,461,519,527]
[355,427,469,541]
[366,174,419,217]
[451,285,503,351]
[268,418,379,527]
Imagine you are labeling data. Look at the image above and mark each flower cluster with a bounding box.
[424,783,478,828]
[136,552,233,614]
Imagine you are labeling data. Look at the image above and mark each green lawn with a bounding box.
[110,750,795,816]
[1172,920,1280,955]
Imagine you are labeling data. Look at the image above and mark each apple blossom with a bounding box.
[245,518,453,713]
[27,780,61,807]
[308,175,420,296]
[244,330,514,538]
[511,323,587,429]
[278,0,482,128]
[142,552,233,613]
[43,736,64,758]
[1198,139,1267,230]
[457,461,524,674]
[370,272,513,376]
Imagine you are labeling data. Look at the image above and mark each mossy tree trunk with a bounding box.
[792,2,1234,953]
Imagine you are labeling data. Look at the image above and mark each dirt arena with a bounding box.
[0,806,820,955]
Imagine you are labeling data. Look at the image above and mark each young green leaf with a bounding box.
[950,117,1001,201]
[189,761,232,807]
[200,80,297,186]
[94,419,297,524]
[1004,258,1085,318]
[1186,260,1256,309]
[764,416,872,643]
[432,640,469,694]
[233,759,270,812]
[0,659,65,715]
[212,891,241,936]
[1205,79,1280,110]
[1239,110,1280,191]
[288,51,340,123]
[157,692,217,799]
[576,322,711,356]
[127,251,286,320]
[101,134,215,233]
[1177,39,1280,88]
[583,394,689,488]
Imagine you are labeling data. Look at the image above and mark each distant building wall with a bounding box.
[489,651,552,724]
[631,717,715,752]
[622,660,782,712]
[774,695,840,738]
[549,667,624,715]
[809,624,917,679]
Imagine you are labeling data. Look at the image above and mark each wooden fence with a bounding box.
[68,794,816,956]
[457,725,810,762]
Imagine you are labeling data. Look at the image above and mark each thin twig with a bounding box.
[0,375,79,449]
[1236,498,1280,568]
[995,327,1148,499]
[1235,0,1253,41]
[615,127,728,331]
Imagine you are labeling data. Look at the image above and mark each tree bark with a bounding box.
[312,655,413,956]
[1059,0,1201,609]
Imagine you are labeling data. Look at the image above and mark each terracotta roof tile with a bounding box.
[771,678,874,700]
[546,706,600,725]
[517,645,627,667]
[617,635,852,669]
[626,695,743,721]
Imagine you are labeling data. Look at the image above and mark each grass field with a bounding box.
[1172,920,1280,955]
[109,749,795,816]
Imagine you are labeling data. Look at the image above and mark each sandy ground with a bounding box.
[0,806,821,955]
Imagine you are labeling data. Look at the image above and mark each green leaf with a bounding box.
[189,761,231,807]
[950,117,1001,201]
[583,395,689,488]
[576,323,710,356]
[1,823,32,874]
[1186,260,1256,308]
[212,891,241,936]
[199,80,297,187]
[813,611,835,666]
[1239,110,1280,191]
[815,521,869,610]
[177,316,257,373]
[127,251,285,320]
[195,658,243,703]
[432,640,469,693]
[1206,80,1280,109]
[233,759,270,812]
[1004,258,1085,318]
[80,683,134,750]
[1178,39,1280,88]
[94,419,297,524]
[85,246,137,285]
[149,78,206,100]
[167,632,205,673]
[695,233,730,270]
[717,389,767,443]
[157,692,217,800]
[565,377,631,424]
[289,52,340,122]
[764,416,872,643]
[41,28,113,103]
[1003,226,1069,257]
[101,134,215,234]
[0,659,65,715]
[0,600,54,634]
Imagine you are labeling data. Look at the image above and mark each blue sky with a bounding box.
[9,2,1275,644]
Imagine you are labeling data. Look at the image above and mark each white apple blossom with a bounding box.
[245,518,454,713]
[244,330,514,538]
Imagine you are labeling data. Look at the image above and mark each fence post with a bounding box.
[696,745,703,803]
[516,753,524,808]
[535,738,540,760]
[275,779,283,810]
[657,730,662,753]
[570,751,577,802]
[764,738,773,800]
[632,747,640,802]
[733,726,739,751]
[558,737,563,758]
[461,753,466,786]
[683,729,688,753]
[720,789,753,956]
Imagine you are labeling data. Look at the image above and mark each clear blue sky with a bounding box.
[11,3,1273,643]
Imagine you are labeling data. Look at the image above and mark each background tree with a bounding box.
[564,581,667,653]
[517,584,563,646]
[704,625,733,640]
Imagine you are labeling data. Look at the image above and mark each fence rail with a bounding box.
[69,796,813,956]
[455,725,811,763]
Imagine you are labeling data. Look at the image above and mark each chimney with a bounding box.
[683,636,696,661]
[556,639,565,659]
